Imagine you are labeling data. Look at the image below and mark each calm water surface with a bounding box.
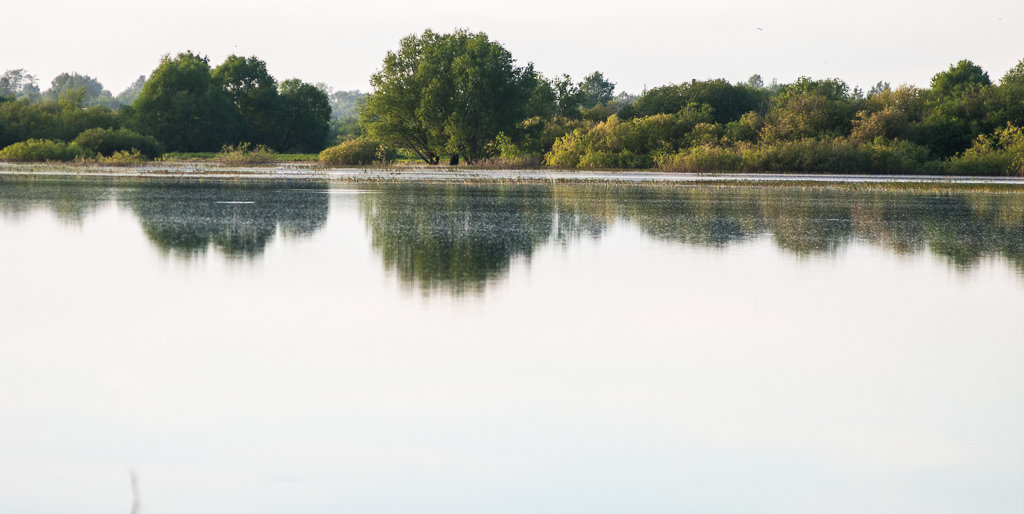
[1,177,1022,514]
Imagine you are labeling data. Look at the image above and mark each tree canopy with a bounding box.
[129,52,242,152]
[360,29,538,164]
[213,55,281,147]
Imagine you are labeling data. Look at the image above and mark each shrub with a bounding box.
[0,98,119,147]
[319,138,394,165]
[544,129,588,168]
[656,138,930,174]
[214,143,277,164]
[0,139,94,162]
[73,128,163,158]
[477,132,543,168]
[544,111,713,169]
[946,124,1024,176]
[656,144,746,172]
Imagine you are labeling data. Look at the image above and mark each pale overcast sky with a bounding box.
[2,0,1022,95]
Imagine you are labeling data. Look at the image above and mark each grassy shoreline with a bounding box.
[3,161,1024,195]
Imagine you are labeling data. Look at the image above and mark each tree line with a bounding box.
[2,29,1023,175]
[0,53,351,158]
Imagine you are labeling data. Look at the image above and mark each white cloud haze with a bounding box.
[2,0,1022,95]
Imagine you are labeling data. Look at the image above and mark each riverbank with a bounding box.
[3,161,1024,189]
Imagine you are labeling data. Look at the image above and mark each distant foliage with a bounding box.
[44,73,114,107]
[0,69,40,99]
[324,89,367,120]
[0,139,94,161]
[115,75,147,106]
[73,128,163,158]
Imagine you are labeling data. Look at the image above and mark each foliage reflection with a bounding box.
[361,183,1024,293]
[120,181,329,259]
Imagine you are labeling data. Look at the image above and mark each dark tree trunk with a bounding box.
[449,153,459,166]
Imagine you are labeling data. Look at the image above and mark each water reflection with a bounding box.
[119,182,329,259]
[617,186,1024,268]
[0,179,113,224]
[359,184,556,294]
[361,184,1024,292]
[0,178,1021,287]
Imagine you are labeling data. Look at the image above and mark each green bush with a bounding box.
[0,139,94,162]
[73,128,163,158]
[749,138,930,174]
[0,98,119,148]
[656,144,746,172]
[946,124,1024,176]
[478,132,543,168]
[656,138,931,174]
[544,111,713,169]
[319,138,393,165]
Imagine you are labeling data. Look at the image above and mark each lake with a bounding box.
[1,176,1022,514]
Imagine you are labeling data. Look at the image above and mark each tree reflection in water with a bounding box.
[361,183,1024,293]
[120,180,329,259]
[359,184,557,295]
[0,178,1020,289]
[0,179,113,224]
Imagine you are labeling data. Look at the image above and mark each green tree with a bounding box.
[930,60,991,97]
[115,75,146,106]
[989,58,1024,127]
[619,79,765,123]
[0,69,40,100]
[129,52,242,152]
[360,29,537,164]
[550,74,584,119]
[579,71,615,108]
[761,92,856,142]
[213,55,282,147]
[278,79,331,153]
[45,73,113,106]
[919,60,994,157]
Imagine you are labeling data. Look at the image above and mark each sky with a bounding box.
[2,0,1022,96]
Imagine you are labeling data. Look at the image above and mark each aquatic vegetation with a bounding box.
[99,149,148,166]
[213,143,277,165]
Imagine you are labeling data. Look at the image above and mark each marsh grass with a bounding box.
[213,143,278,165]
[97,149,148,166]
